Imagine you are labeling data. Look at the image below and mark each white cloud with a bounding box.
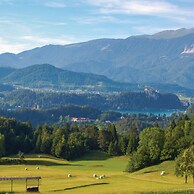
[0,35,79,54]
[76,15,135,25]
[0,38,27,54]
[85,0,194,22]
[20,35,77,45]
[132,26,180,35]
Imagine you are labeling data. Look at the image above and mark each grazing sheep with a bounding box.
[68,174,72,178]
[96,177,99,180]
[160,171,165,176]
[36,167,39,170]
[93,174,97,178]
[99,175,105,179]
[25,168,28,171]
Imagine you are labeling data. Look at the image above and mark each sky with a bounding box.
[0,0,194,54]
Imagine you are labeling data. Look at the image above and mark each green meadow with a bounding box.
[0,151,194,194]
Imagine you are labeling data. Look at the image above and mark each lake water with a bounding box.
[117,109,185,116]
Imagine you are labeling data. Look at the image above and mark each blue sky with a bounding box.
[0,0,194,53]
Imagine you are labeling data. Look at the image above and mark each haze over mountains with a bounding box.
[0,28,194,89]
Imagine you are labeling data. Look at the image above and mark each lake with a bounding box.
[117,109,185,116]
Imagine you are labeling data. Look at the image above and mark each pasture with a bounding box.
[0,151,194,193]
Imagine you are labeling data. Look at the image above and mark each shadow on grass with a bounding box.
[0,159,83,167]
[25,160,83,166]
[73,151,110,161]
[52,182,109,192]
[140,190,194,194]
[143,170,159,174]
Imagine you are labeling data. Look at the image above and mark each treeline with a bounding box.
[0,116,137,160]
[126,115,194,172]
[0,117,34,156]
[1,114,193,167]
[0,105,102,126]
[34,123,125,160]
[1,89,185,110]
[116,112,184,133]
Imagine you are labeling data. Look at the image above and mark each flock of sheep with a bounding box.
[24,168,106,179]
[25,167,164,179]
[67,173,106,179]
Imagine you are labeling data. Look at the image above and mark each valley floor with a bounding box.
[0,152,194,194]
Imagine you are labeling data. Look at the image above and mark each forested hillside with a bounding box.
[0,67,15,79]
[0,89,185,111]
[1,64,136,92]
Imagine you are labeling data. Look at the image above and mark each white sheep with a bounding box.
[25,168,28,171]
[93,174,97,178]
[67,174,72,178]
[160,171,165,176]
[99,175,105,179]
[36,167,39,170]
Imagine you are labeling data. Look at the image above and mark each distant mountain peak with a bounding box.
[150,28,194,39]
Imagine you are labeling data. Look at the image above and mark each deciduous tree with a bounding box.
[175,147,194,183]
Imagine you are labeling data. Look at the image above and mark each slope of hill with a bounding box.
[0,67,16,79]
[0,28,194,89]
[108,91,184,110]
[1,64,135,91]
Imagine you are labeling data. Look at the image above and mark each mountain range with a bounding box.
[0,28,194,90]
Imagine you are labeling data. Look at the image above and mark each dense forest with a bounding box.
[0,105,102,126]
[0,89,185,111]
[126,114,194,172]
[0,113,193,168]
[0,117,123,160]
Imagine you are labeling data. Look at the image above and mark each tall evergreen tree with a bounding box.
[98,129,111,152]
[40,125,52,154]
[0,133,5,157]
[107,123,118,143]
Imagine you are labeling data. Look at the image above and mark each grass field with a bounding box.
[0,151,194,194]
